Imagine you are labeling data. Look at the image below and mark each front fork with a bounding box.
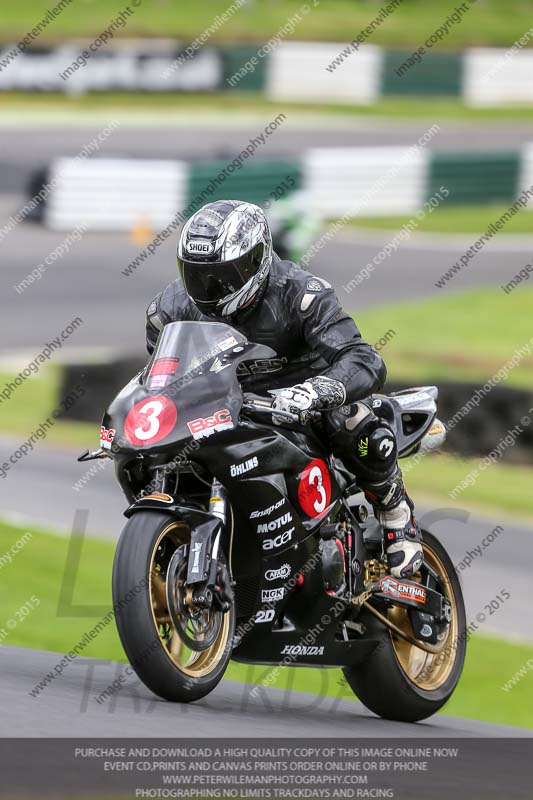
[183,478,233,613]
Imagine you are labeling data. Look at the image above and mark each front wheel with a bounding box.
[112,511,235,703]
[343,530,466,722]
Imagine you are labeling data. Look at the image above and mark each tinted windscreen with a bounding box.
[145,320,247,390]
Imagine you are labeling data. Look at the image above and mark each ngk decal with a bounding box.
[265,563,291,581]
[262,528,294,551]
[261,587,284,603]
[99,426,115,449]
[250,499,285,519]
[298,458,331,518]
[230,456,258,477]
[257,512,293,534]
[281,645,324,656]
[187,408,233,440]
[124,396,177,446]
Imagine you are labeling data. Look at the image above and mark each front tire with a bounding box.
[112,511,235,703]
[343,530,466,722]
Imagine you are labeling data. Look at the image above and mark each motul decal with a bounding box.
[298,458,331,519]
[124,396,177,446]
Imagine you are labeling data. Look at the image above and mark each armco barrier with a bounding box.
[57,359,533,464]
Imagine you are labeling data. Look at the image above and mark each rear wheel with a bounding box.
[343,530,466,722]
[112,511,234,702]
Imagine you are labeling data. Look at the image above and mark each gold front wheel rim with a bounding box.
[148,521,231,679]
[389,541,459,691]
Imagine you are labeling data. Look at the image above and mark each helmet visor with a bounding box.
[178,243,264,308]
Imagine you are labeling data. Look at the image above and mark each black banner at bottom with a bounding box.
[0,738,530,799]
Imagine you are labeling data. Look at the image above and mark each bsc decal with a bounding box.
[100,426,115,449]
[124,396,177,446]
[187,409,233,440]
[297,458,331,518]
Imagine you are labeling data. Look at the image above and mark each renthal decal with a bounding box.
[262,528,294,551]
[379,577,427,604]
[281,645,324,656]
[261,587,284,603]
[255,608,275,624]
[124,396,177,447]
[265,563,291,581]
[99,426,115,449]
[298,458,332,519]
[190,542,202,574]
[186,240,215,255]
[250,499,285,519]
[257,512,293,534]
[138,493,173,503]
[230,456,258,478]
[187,408,233,440]
[236,357,288,377]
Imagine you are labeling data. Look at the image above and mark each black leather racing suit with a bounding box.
[146,256,402,500]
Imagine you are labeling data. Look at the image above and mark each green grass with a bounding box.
[4,92,533,122]
[0,366,98,450]
[355,287,533,390]
[404,452,533,521]
[1,519,531,728]
[3,0,533,46]
[348,204,533,235]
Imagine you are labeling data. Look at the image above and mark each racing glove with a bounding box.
[269,376,346,425]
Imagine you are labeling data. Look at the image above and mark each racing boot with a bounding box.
[364,471,423,579]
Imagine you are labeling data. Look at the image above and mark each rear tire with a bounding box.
[343,530,466,722]
[112,511,234,703]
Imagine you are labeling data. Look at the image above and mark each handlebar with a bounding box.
[241,395,322,425]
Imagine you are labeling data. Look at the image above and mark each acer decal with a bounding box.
[187,409,233,440]
[124,396,177,446]
[262,528,294,551]
[298,458,331,518]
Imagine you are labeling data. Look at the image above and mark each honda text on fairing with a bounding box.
[79,320,466,722]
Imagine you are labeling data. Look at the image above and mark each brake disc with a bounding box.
[165,545,221,652]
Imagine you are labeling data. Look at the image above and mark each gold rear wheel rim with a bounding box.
[148,521,231,678]
[389,541,458,691]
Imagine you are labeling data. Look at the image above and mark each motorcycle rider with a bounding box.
[145,200,423,579]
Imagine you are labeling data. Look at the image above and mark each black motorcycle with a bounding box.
[79,320,466,722]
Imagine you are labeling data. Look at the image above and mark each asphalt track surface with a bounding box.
[0,645,530,737]
[1,208,529,352]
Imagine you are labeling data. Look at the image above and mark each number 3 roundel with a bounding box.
[124,396,177,446]
[298,458,331,518]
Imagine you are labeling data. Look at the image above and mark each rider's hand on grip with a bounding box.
[269,382,319,425]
